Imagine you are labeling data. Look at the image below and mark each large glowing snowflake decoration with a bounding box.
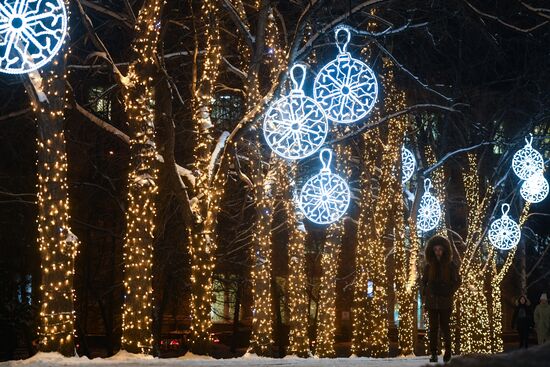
[0,0,68,75]
[401,146,416,184]
[299,149,350,225]
[520,172,549,203]
[313,26,378,124]
[488,203,521,250]
[416,179,441,232]
[512,135,545,180]
[263,63,328,160]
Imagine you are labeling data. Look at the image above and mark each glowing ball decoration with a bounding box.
[512,135,544,180]
[263,63,328,160]
[299,149,350,225]
[401,146,416,184]
[416,179,441,232]
[313,26,378,124]
[488,203,521,250]
[0,0,68,75]
[520,172,549,203]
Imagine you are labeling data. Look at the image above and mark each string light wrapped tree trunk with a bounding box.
[281,165,311,358]
[120,0,165,354]
[22,0,77,354]
[316,221,343,357]
[186,0,224,355]
[352,61,406,357]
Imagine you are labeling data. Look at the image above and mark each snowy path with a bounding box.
[2,352,431,367]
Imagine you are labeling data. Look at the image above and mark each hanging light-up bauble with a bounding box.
[512,135,544,180]
[299,149,350,225]
[520,172,549,203]
[263,63,328,160]
[488,203,521,250]
[416,179,441,232]
[401,146,416,184]
[0,0,68,75]
[313,26,378,124]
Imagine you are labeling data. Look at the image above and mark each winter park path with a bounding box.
[1,352,432,367]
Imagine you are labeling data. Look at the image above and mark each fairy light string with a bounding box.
[187,0,224,355]
[282,163,310,358]
[120,0,165,354]
[316,144,350,358]
[26,0,77,355]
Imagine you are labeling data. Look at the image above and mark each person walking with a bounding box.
[511,295,533,348]
[422,235,461,364]
[534,293,550,345]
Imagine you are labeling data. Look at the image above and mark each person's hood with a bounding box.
[425,235,452,265]
[516,298,531,306]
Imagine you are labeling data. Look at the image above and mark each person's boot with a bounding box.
[443,351,452,363]
[429,353,438,363]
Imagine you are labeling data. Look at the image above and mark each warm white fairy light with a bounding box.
[0,0,68,74]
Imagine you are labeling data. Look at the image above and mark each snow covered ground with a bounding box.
[1,351,432,367]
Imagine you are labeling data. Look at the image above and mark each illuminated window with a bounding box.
[211,94,243,126]
[88,86,112,120]
[211,277,237,322]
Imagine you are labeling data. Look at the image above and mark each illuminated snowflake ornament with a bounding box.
[0,0,68,74]
[299,149,350,225]
[313,26,378,124]
[263,63,328,160]
[416,179,441,232]
[401,146,416,184]
[520,172,549,203]
[488,203,521,250]
[512,135,544,180]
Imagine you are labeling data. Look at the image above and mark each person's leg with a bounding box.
[440,308,452,362]
[428,309,440,361]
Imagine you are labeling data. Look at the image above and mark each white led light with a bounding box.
[401,146,416,184]
[313,26,378,124]
[488,203,521,250]
[263,63,328,160]
[0,0,68,74]
[416,178,441,232]
[299,149,350,225]
[512,135,544,180]
[520,172,548,203]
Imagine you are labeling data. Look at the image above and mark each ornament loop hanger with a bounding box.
[424,178,432,191]
[501,203,510,217]
[525,133,533,146]
[290,63,307,91]
[335,26,352,55]
[320,148,333,173]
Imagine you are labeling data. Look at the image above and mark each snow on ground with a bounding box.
[1,351,432,367]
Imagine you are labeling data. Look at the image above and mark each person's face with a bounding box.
[519,297,526,305]
[434,245,444,259]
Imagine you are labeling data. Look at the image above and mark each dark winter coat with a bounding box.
[421,236,461,310]
[512,302,534,331]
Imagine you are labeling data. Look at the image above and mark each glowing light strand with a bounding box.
[313,26,378,124]
[0,0,68,74]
